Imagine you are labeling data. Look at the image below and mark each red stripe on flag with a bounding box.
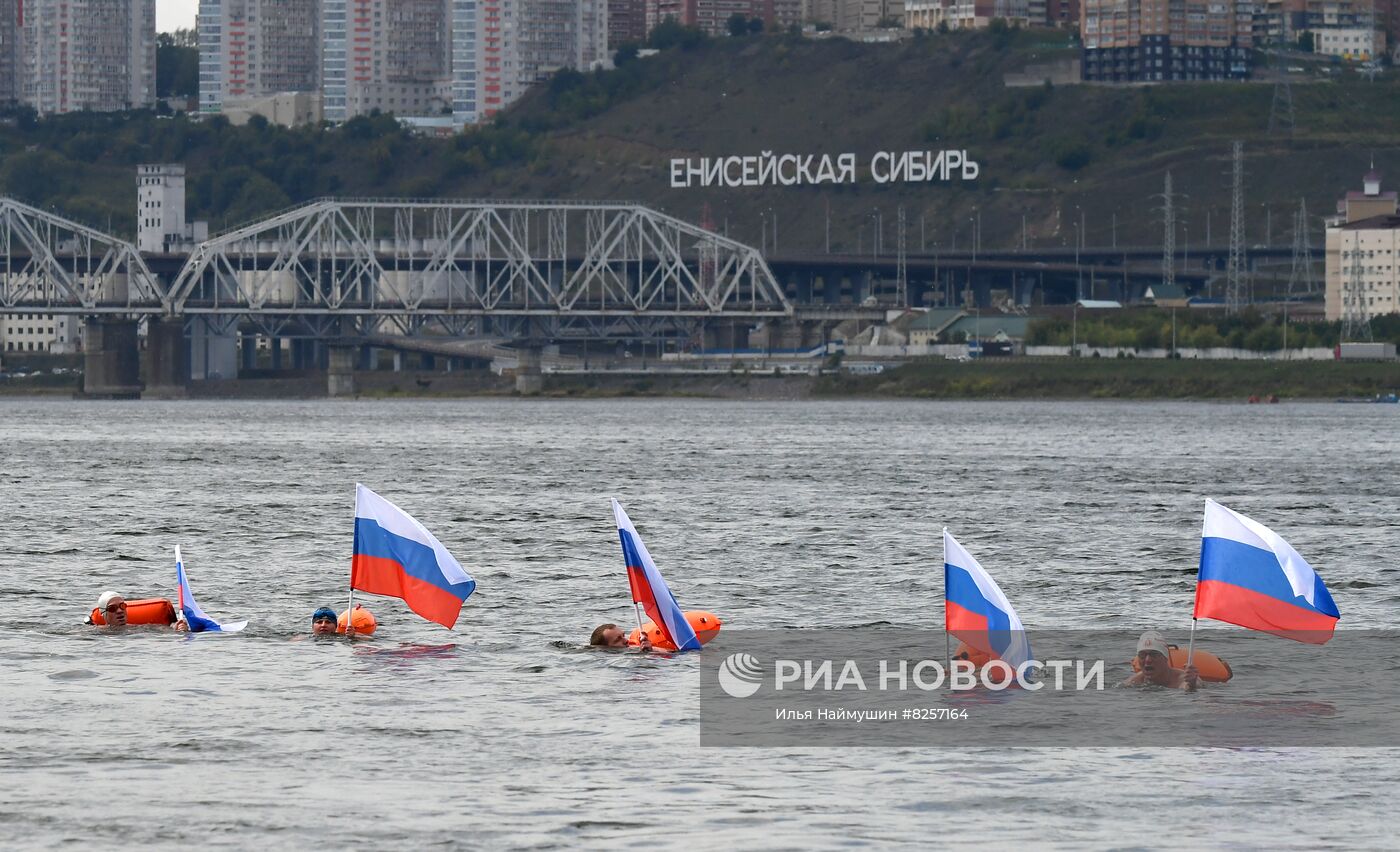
[1194,579,1337,644]
[945,600,994,656]
[627,565,678,648]
[352,554,463,629]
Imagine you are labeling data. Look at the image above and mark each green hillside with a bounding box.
[2,26,1398,252]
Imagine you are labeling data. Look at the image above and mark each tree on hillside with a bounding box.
[647,19,708,50]
[727,13,748,37]
[1297,31,1315,53]
[156,32,199,97]
[747,17,765,34]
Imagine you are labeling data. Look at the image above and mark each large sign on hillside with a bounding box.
[668,150,980,189]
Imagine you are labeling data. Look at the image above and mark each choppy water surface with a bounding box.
[1,398,1396,848]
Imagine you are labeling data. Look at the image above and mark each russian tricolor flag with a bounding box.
[943,530,1031,669]
[1195,499,1340,644]
[612,499,701,652]
[352,484,476,629]
[176,546,247,633]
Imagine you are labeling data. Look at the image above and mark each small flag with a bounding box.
[943,530,1031,670]
[176,546,247,633]
[612,499,701,652]
[1195,499,1339,644]
[352,484,476,629]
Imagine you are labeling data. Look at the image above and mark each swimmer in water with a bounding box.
[1121,630,1200,692]
[86,591,187,630]
[589,623,652,651]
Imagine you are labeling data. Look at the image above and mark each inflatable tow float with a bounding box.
[1132,645,1233,682]
[89,598,178,627]
[337,604,378,635]
[627,610,722,651]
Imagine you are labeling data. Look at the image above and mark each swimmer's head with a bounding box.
[311,607,338,635]
[96,591,127,627]
[590,623,628,648]
[1135,630,1171,674]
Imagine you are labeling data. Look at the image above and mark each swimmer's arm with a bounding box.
[1118,672,1147,688]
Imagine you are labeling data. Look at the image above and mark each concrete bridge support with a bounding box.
[327,345,357,397]
[143,318,188,399]
[81,317,143,399]
[514,347,543,394]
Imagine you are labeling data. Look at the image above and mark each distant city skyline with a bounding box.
[159,0,197,32]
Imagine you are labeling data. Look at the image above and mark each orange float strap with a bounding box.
[89,598,177,627]
[338,604,378,635]
[628,610,722,651]
[1131,645,1233,682]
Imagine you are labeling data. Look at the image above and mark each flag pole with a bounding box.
[633,601,647,648]
[346,486,358,637]
[1185,617,1197,668]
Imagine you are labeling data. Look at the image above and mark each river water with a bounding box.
[1,398,1395,848]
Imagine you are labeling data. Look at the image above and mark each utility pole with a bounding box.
[1269,52,1295,139]
[1226,141,1247,314]
[1158,171,1176,294]
[897,206,908,308]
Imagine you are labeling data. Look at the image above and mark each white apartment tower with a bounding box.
[323,0,454,122]
[137,165,188,254]
[19,0,156,114]
[198,0,321,115]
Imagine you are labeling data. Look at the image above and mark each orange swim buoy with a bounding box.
[89,598,178,627]
[338,604,378,635]
[627,610,722,651]
[952,642,1016,685]
[1132,646,1233,682]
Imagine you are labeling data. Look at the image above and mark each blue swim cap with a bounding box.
[312,607,337,623]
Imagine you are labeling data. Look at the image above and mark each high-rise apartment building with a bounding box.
[815,0,905,30]
[1080,0,1254,82]
[198,0,320,115]
[454,0,606,126]
[608,0,647,46]
[0,0,17,105]
[19,0,156,114]
[324,0,453,122]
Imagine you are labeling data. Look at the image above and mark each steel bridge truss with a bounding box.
[0,197,163,312]
[168,200,790,330]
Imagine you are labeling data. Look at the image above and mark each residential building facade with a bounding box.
[1326,172,1400,321]
[1313,25,1385,58]
[19,0,157,114]
[1081,0,1254,82]
[0,314,80,354]
[1,0,17,105]
[324,0,454,122]
[608,0,648,46]
[905,0,1028,30]
[198,0,321,115]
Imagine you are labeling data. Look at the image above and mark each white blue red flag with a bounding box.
[611,499,701,652]
[1195,499,1339,644]
[176,546,247,633]
[351,484,476,629]
[942,530,1031,669]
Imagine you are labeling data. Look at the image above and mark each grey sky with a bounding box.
[159,0,199,33]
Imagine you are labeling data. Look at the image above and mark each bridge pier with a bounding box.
[514,347,543,394]
[143,318,188,399]
[327,345,357,397]
[80,317,143,399]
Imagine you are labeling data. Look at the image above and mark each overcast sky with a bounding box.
[159,0,198,33]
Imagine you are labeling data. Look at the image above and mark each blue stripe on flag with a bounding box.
[1199,537,1339,617]
[354,517,477,600]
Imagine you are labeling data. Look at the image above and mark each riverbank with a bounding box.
[813,358,1400,400]
[4,358,1398,400]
